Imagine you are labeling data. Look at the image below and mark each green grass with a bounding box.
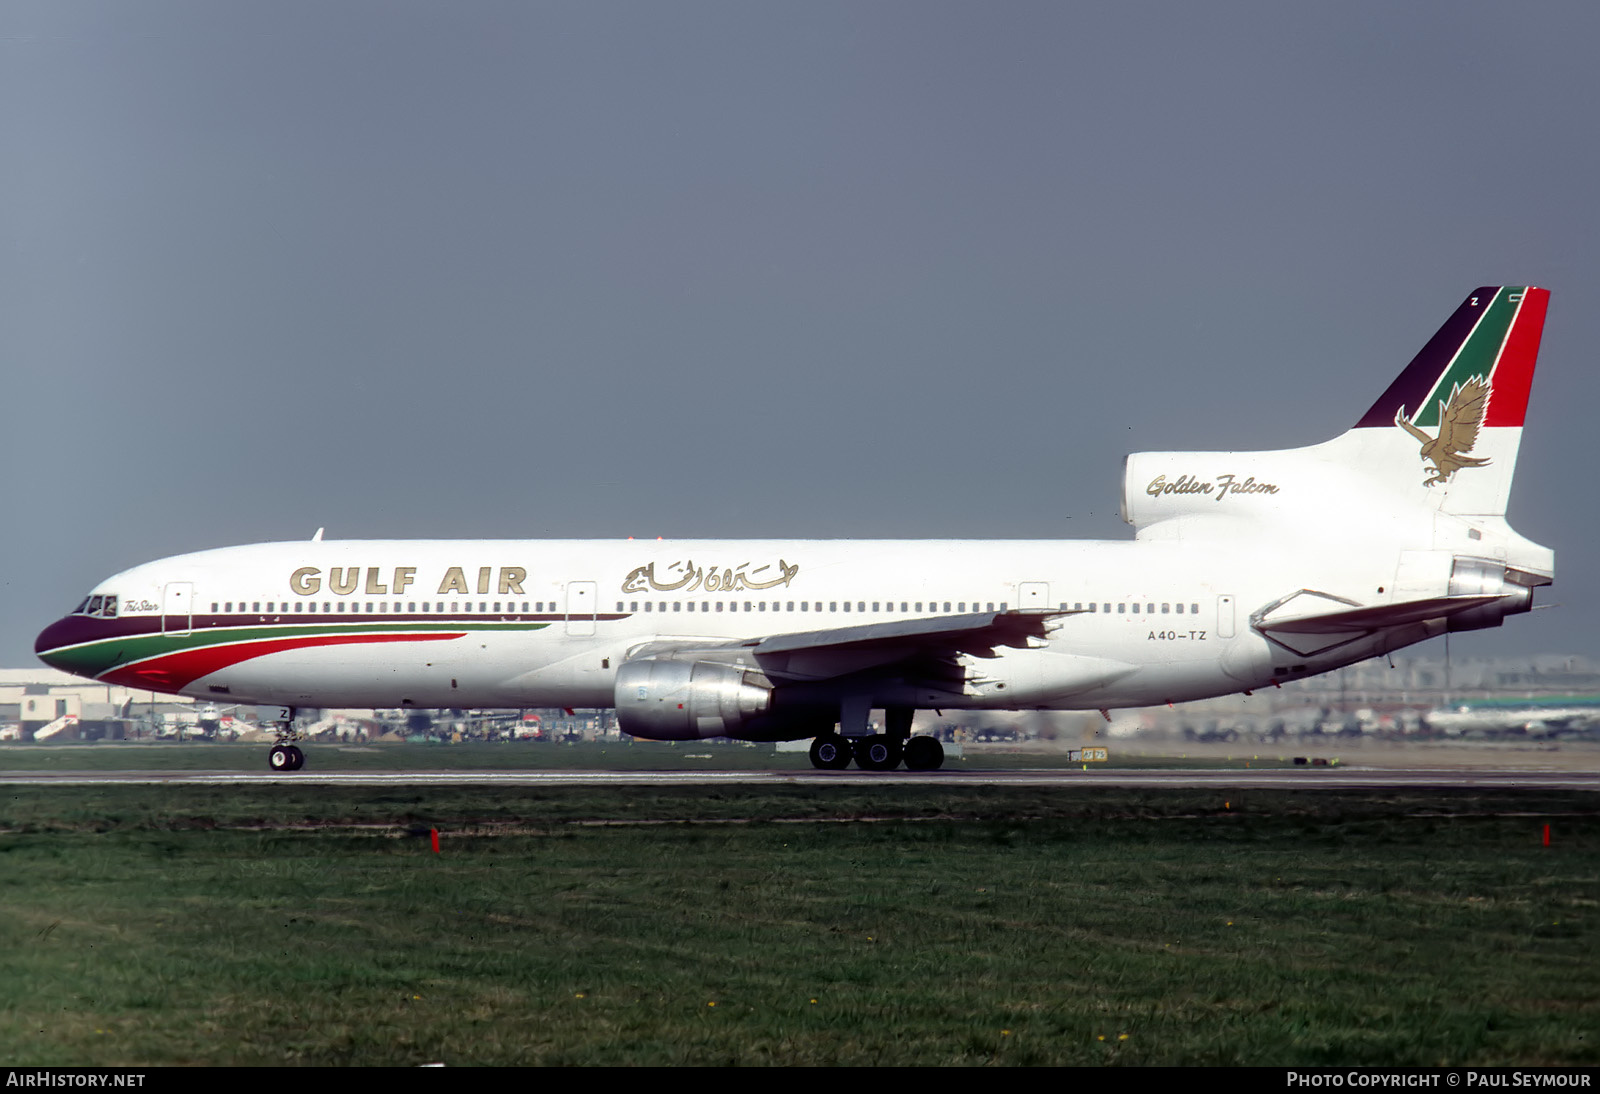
[1,785,1595,1066]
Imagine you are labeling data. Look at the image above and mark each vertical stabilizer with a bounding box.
[1348,286,1548,516]
[1122,287,1550,530]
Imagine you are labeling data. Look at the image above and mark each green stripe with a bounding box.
[48,620,550,678]
[1414,287,1519,427]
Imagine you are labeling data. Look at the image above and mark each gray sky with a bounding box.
[5,1,1598,666]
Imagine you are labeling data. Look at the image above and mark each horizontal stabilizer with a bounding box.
[1257,594,1501,635]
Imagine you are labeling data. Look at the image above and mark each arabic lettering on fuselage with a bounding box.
[622,559,800,595]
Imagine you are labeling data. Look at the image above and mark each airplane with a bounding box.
[1424,694,1600,739]
[35,286,1554,773]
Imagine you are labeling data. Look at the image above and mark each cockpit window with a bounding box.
[73,595,118,618]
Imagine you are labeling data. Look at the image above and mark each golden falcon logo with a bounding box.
[1394,377,1492,487]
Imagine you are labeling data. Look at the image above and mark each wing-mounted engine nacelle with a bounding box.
[614,657,773,740]
[1445,557,1539,633]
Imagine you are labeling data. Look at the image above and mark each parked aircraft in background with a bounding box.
[36,288,1554,772]
[1425,694,1600,739]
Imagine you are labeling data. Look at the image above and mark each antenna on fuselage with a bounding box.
[312,527,325,542]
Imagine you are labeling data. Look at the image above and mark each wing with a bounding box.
[628,609,1079,685]
[1393,406,1433,445]
[1435,377,1490,456]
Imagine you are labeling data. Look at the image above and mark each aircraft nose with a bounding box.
[35,616,87,672]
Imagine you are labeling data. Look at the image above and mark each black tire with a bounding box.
[809,734,852,769]
[903,736,945,771]
[286,745,305,771]
[853,733,902,771]
[269,745,291,771]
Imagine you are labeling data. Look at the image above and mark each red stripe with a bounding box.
[99,632,463,690]
[1485,287,1549,427]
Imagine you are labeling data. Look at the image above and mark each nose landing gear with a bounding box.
[265,707,304,772]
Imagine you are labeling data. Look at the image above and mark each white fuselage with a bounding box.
[62,529,1422,713]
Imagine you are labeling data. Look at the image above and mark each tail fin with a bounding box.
[1356,287,1548,432]
[1350,286,1548,515]
[1122,287,1550,529]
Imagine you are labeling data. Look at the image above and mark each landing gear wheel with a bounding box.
[286,745,305,771]
[809,734,852,770]
[903,736,945,771]
[269,745,292,771]
[854,733,903,772]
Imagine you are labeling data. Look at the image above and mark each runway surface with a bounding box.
[3,768,1598,790]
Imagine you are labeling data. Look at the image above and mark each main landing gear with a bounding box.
[808,705,945,772]
[266,706,304,772]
